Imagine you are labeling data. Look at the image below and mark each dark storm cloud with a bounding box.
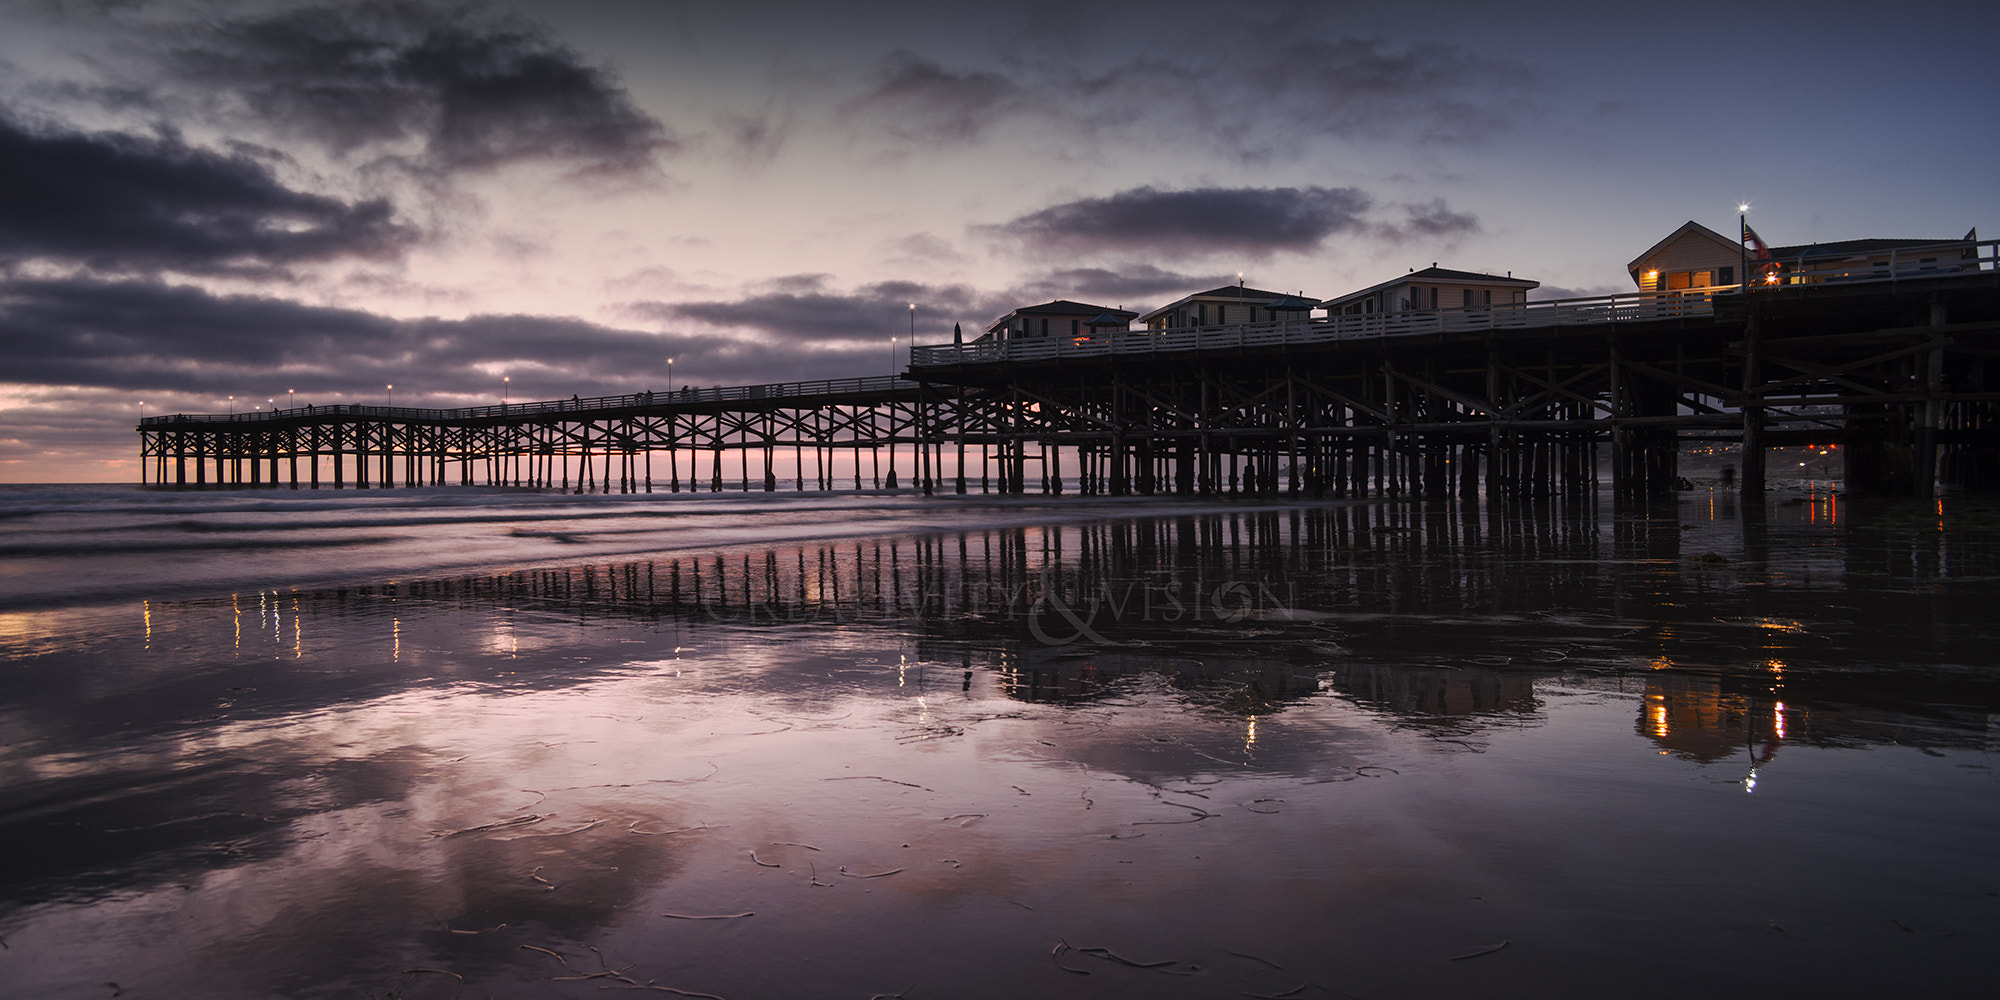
[1017,264,1233,302]
[845,17,1531,158]
[642,276,1001,341]
[162,1,673,177]
[0,115,414,275]
[985,185,1373,259]
[846,50,1024,143]
[1383,199,1481,242]
[1229,37,1527,146]
[715,105,792,167]
[0,278,757,397]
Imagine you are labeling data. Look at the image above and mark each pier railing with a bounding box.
[140,374,911,426]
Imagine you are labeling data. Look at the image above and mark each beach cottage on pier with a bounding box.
[985,300,1137,342]
[1628,220,1981,291]
[1318,266,1538,317]
[1139,285,1320,331]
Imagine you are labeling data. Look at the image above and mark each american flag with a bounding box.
[1742,222,1771,260]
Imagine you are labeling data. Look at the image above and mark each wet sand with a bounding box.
[2,485,1997,998]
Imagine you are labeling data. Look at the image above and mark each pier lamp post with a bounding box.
[138,401,145,421]
[666,358,673,391]
[288,388,295,410]
[503,376,510,404]
[387,384,394,407]
[228,395,234,414]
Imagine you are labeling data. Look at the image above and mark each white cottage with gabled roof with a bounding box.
[1138,284,1320,331]
[1318,266,1538,317]
[984,300,1136,342]
[1626,221,1746,291]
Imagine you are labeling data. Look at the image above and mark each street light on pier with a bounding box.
[503,376,510,404]
[228,395,234,414]
[138,401,145,421]
[666,358,674,391]
[387,384,394,407]
[287,388,295,410]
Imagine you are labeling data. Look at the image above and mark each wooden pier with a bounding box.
[140,244,2000,499]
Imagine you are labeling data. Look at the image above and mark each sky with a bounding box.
[1,0,1994,482]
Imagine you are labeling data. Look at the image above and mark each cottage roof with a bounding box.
[986,299,1136,334]
[1625,220,1741,275]
[1263,294,1319,312]
[1319,266,1538,309]
[1008,299,1137,318]
[1765,237,1966,260]
[1137,285,1314,323]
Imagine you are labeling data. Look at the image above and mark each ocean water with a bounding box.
[1,483,1996,998]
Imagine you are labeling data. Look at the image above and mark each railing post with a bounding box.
[1741,313,1765,499]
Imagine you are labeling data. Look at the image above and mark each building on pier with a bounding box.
[1318,266,1538,317]
[1138,284,1318,331]
[985,300,1136,342]
[1630,220,1981,292]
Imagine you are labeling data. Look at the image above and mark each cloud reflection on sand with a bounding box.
[3,494,1999,997]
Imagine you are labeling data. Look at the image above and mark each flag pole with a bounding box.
[1739,205,1748,294]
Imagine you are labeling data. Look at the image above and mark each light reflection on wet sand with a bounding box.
[2,490,1998,998]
